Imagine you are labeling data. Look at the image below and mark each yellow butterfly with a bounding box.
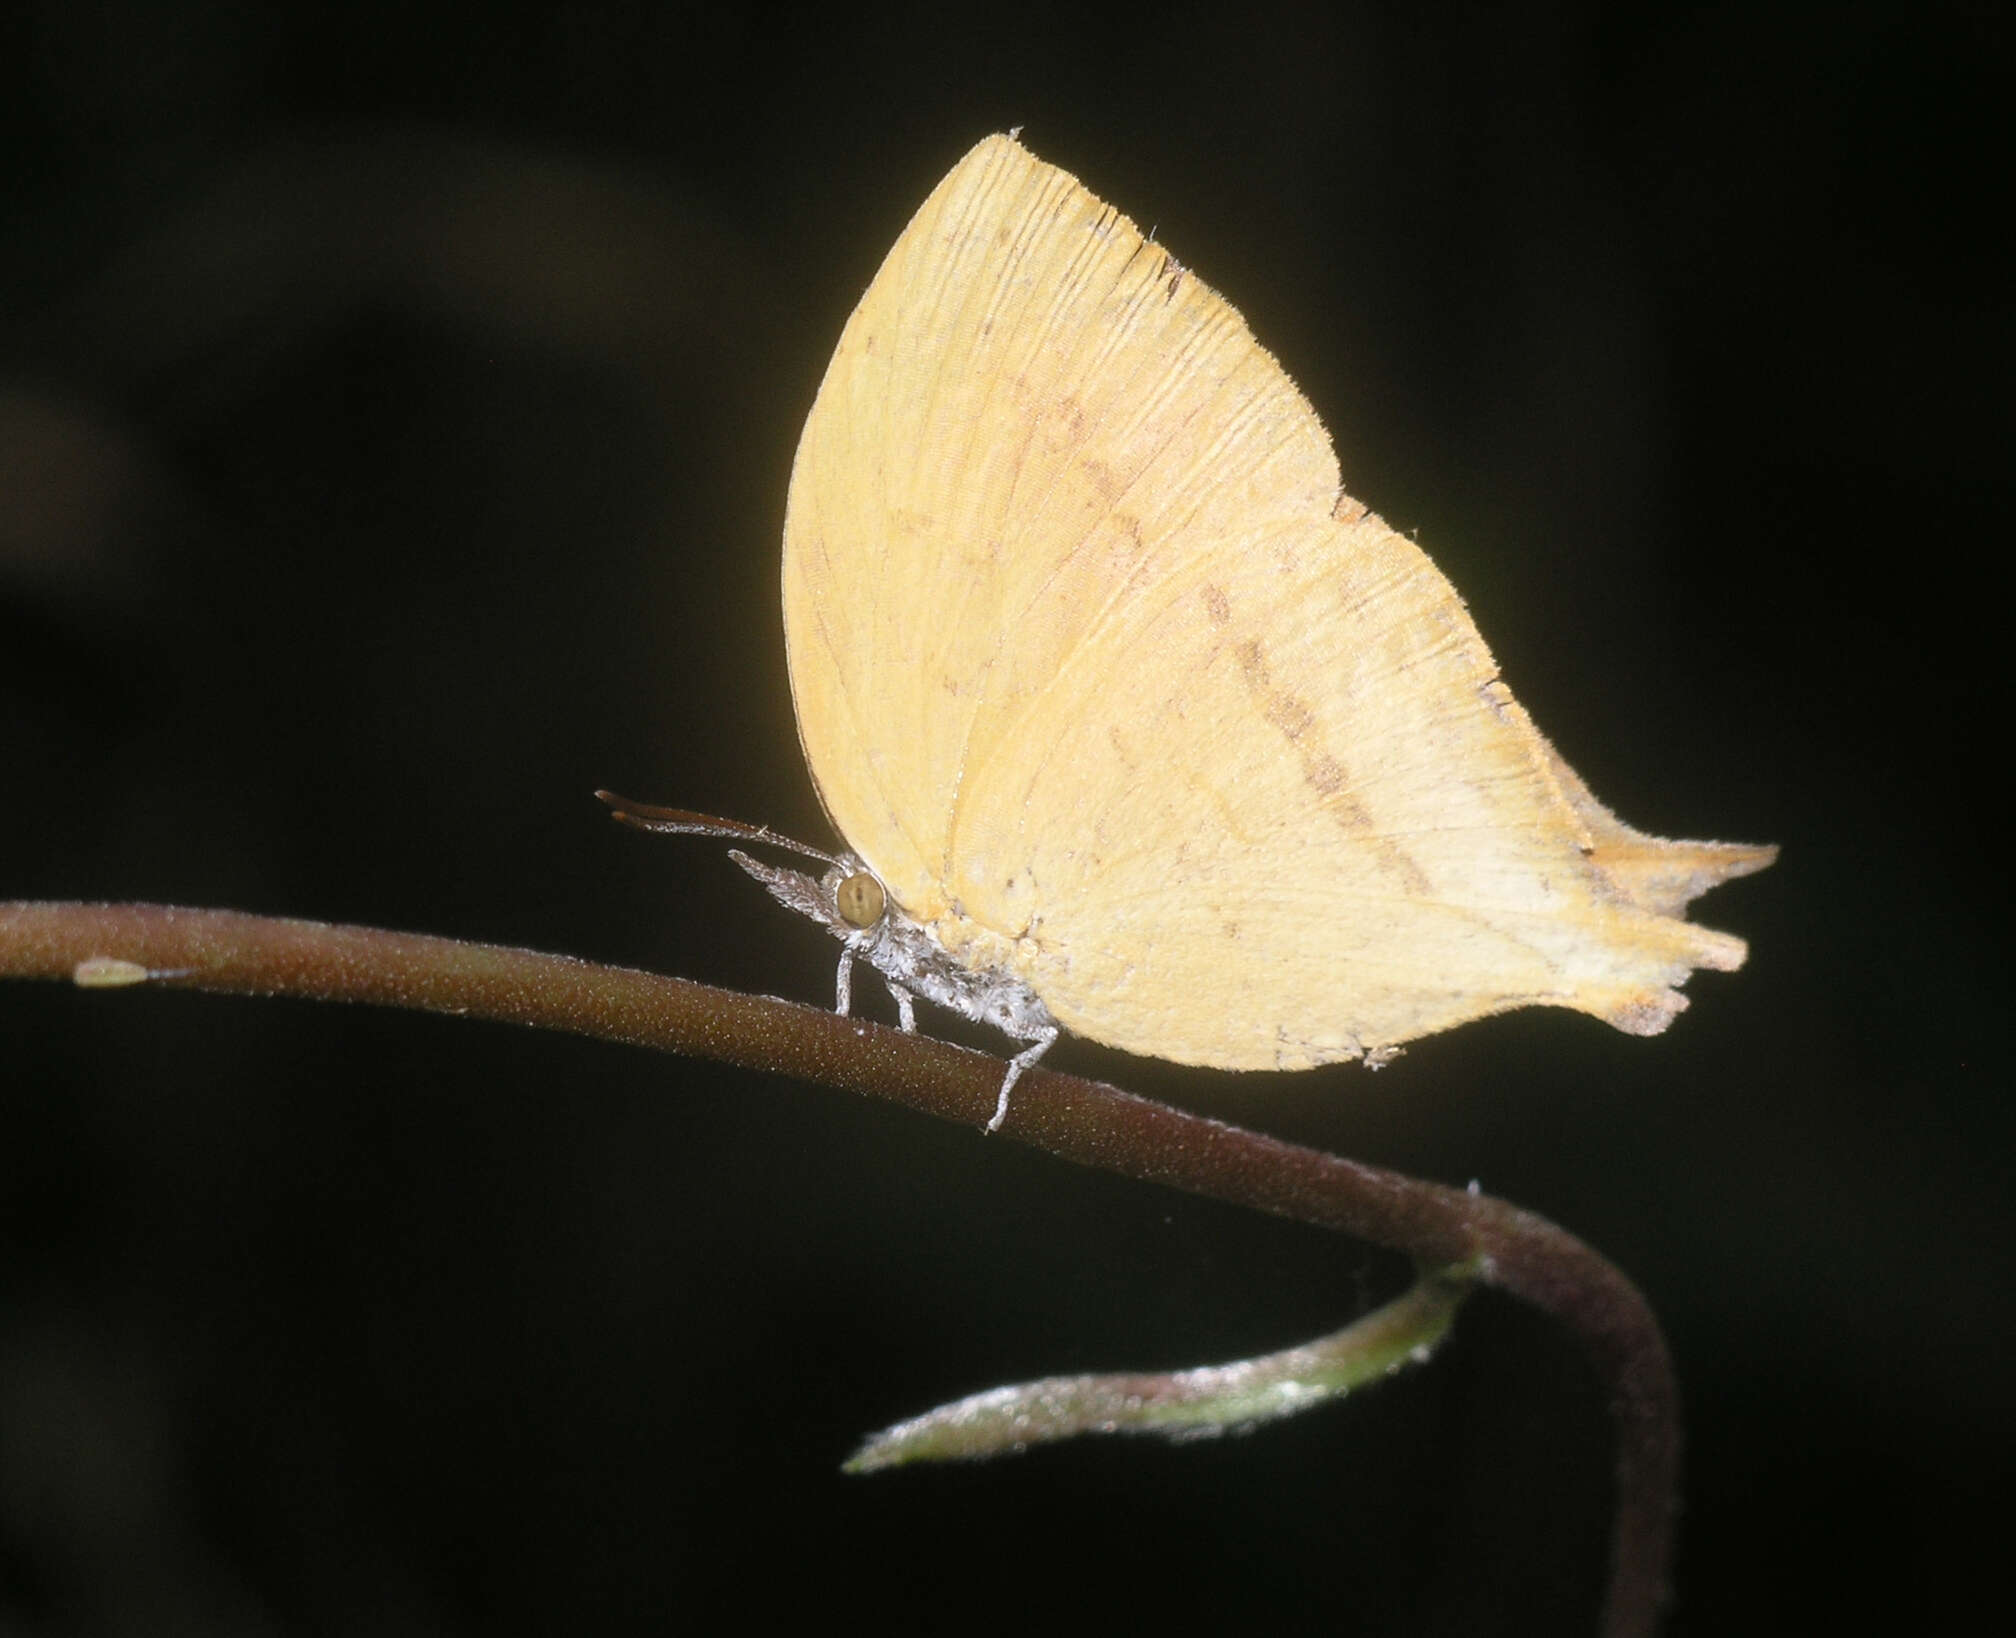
[608,134,1773,1129]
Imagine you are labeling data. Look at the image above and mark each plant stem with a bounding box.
[2,899,1677,1635]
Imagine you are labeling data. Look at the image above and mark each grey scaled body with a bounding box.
[729,849,1061,1131]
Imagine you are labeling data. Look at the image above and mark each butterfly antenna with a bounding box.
[594,790,841,867]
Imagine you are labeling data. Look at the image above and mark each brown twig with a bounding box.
[1,899,1676,1636]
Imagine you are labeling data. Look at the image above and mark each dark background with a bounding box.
[2,2,2004,1633]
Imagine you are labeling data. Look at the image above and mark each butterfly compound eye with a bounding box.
[836,871,886,930]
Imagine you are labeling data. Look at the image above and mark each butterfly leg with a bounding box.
[838,952,919,1031]
[986,1025,1060,1134]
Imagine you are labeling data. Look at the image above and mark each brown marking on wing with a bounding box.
[1232,637,1434,894]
